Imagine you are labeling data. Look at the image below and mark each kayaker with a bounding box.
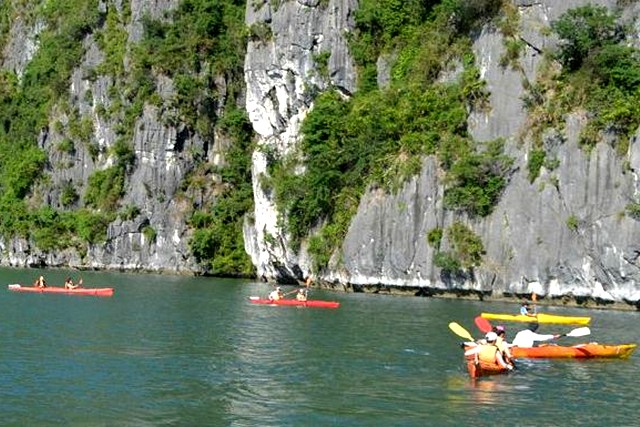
[520,301,537,317]
[511,323,559,348]
[296,288,308,302]
[475,332,514,371]
[33,275,47,288]
[493,325,514,363]
[64,277,79,290]
[268,287,284,301]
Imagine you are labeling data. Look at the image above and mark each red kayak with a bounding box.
[249,296,340,308]
[8,284,114,297]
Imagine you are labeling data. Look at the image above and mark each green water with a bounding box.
[0,268,638,426]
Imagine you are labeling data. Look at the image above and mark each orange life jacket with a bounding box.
[477,344,499,364]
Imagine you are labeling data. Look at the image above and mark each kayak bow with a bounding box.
[8,284,114,297]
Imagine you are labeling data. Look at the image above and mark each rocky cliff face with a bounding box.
[1,0,639,306]
[1,0,203,273]
[243,0,358,281]
[244,0,640,307]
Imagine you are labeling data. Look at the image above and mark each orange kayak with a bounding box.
[465,355,509,378]
[511,343,636,359]
[8,284,114,297]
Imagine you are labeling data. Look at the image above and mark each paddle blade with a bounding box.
[449,322,474,341]
[565,327,591,337]
[474,316,492,333]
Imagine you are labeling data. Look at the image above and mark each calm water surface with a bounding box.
[0,268,638,426]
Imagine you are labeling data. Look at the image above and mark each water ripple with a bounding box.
[0,275,638,426]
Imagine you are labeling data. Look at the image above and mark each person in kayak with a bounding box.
[475,332,514,371]
[268,287,284,301]
[33,275,47,288]
[296,288,308,301]
[64,277,79,290]
[493,325,514,362]
[511,323,559,348]
[520,301,537,317]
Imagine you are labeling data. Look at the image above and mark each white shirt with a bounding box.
[268,290,281,301]
[511,329,556,348]
[520,306,535,316]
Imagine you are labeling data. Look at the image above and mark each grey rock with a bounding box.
[1,0,639,305]
[245,0,640,305]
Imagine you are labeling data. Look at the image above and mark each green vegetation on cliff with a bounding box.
[131,0,253,276]
[272,2,640,275]
[0,0,253,275]
[526,4,640,177]
[189,106,255,276]
[270,0,512,271]
[2,0,637,278]
[126,0,253,275]
[0,0,110,250]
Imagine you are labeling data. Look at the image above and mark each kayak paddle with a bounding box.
[448,322,474,341]
[474,316,493,334]
[559,326,590,338]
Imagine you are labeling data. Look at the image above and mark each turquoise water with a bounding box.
[0,268,638,426]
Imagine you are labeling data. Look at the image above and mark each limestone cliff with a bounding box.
[243,0,358,281]
[0,0,206,273]
[1,0,639,308]
[244,0,640,307]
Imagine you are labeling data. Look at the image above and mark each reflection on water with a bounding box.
[562,359,594,381]
[0,270,638,426]
[468,378,510,405]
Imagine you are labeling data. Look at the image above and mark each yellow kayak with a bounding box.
[480,312,591,325]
